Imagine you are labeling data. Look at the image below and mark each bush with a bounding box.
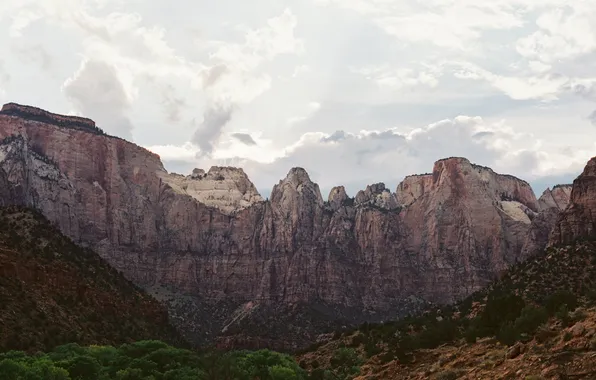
[555,305,571,327]
[480,292,525,335]
[545,291,577,314]
[514,306,548,335]
[464,327,477,344]
[497,323,519,346]
[328,348,363,380]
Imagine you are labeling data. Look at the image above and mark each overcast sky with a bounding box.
[1,0,595,198]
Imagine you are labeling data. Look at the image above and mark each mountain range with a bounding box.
[0,102,581,350]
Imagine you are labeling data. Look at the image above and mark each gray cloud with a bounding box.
[231,133,257,145]
[63,59,134,140]
[192,103,234,157]
[472,131,495,139]
[11,43,52,71]
[160,84,187,123]
[321,130,348,143]
[202,64,228,88]
[0,61,9,84]
[589,110,596,126]
[570,83,596,126]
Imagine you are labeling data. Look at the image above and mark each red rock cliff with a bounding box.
[0,103,568,349]
[550,158,596,245]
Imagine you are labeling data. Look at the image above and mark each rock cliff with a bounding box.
[519,184,573,256]
[550,158,596,245]
[0,103,571,349]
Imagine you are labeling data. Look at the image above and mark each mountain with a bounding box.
[0,102,571,350]
[550,157,596,246]
[0,206,184,353]
[297,157,596,379]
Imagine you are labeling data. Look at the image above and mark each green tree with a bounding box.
[270,365,300,380]
[329,348,363,380]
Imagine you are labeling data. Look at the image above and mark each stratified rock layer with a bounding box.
[0,103,571,349]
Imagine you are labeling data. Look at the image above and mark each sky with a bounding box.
[1,0,596,198]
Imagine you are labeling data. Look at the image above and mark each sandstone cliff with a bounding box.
[550,158,596,245]
[0,103,570,349]
[518,184,573,256]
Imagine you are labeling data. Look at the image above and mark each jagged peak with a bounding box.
[272,167,323,205]
[538,184,572,212]
[328,186,348,201]
[284,167,312,182]
[354,182,399,210]
[328,186,349,210]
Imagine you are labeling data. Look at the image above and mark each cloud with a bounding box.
[159,84,187,123]
[589,110,596,126]
[351,64,442,90]
[62,59,134,139]
[192,103,234,157]
[11,43,53,70]
[188,8,304,156]
[231,133,257,146]
[150,115,593,197]
[516,6,596,64]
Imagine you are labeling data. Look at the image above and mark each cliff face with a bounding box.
[550,158,596,245]
[0,103,569,349]
[519,184,573,256]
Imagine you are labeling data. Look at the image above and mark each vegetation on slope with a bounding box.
[298,241,596,379]
[0,206,184,352]
[0,340,309,380]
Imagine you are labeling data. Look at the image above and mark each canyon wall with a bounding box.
[0,103,572,349]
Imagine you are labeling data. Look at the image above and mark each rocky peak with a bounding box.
[430,157,539,212]
[270,167,324,206]
[538,184,573,211]
[190,168,206,179]
[328,186,349,210]
[396,174,433,207]
[161,166,264,215]
[549,157,596,246]
[354,183,399,210]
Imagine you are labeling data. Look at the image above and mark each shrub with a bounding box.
[496,323,519,346]
[480,292,525,335]
[555,305,571,327]
[513,306,548,335]
[545,291,577,314]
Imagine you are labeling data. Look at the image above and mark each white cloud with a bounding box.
[516,6,596,63]
[149,115,594,196]
[352,64,442,89]
[62,59,135,139]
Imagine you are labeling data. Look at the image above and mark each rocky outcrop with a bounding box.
[396,174,433,207]
[538,185,572,212]
[327,186,350,210]
[520,184,573,256]
[160,166,264,215]
[0,104,567,349]
[0,102,101,135]
[550,158,596,245]
[354,183,399,210]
